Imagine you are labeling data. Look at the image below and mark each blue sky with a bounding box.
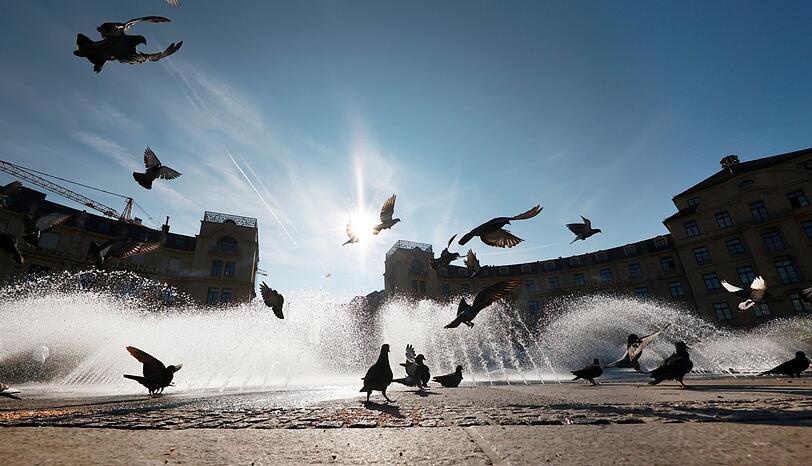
[1,1,811,297]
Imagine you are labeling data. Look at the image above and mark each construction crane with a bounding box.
[0,159,134,222]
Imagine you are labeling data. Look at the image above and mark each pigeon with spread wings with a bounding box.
[458,205,542,248]
[464,249,489,278]
[88,238,162,268]
[722,276,768,311]
[259,282,284,319]
[74,17,182,73]
[430,235,461,270]
[22,212,72,247]
[123,346,182,397]
[606,324,670,373]
[342,221,360,246]
[445,279,520,328]
[566,216,602,244]
[133,147,182,190]
[393,344,430,390]
[0,233,24,265]
[373,194,401,235]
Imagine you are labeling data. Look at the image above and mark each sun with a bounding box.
[348,209,379,243]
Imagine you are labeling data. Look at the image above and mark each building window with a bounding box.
[693,247,711,265]
[220,288,233,303]
[520,264,532,273]
[548,276,560,290]
[752,302,771,317]
[736,266,756,285]
[749,201,770,223]
[787,190,809,209]
[410,260,425,275]
[207,288,219,305]
[215,236,238,253]
[599,268,613,282]
[441,283,450,296]
[569,257,581,267]
[419,281,426,293]
[790,293,811,314]
[713,302,733,321]
[224,261,235,279]
[775,259,800,284]
[525,280,536,293]
[802,220,812,239]
[654,237,667,248]
[595,252,608,262]
[544,261,557,271]
[687,196,700,207]
[623,245,637,256]
[461,283,470,294]
[762,230,785,252]
[684,221,700,237]
[669,281,685,297]
[411,280,418,292]
[211,260,223,277]
[528,300,540,314]
[660,256,675,272]
[498,266,510,276]
[725,238,745,256]
[438,267,448,277]
[634,287,650,298]
[628,263,643,279]
[715,211,734,229]
[703,272,721,290]
[573,273,586,286]
[39,232,60,250]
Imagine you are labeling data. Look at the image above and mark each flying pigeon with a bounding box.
[444,279,520,328]
[74,17,182,73]
[88,238,162,268]
[759,351,810,378]
[360,344,394,403]
[649,341,693,389]
[259,281,284,319]
[458,205,542,248]
[432,365,463,388]
[721,276,768,311]
[429,235,461,270]
[22,212,72,247]
[373,194,401,235]
[464,249,489,278]
[571,359,603,385]
[342,220,360,246]
[133,147,182,189]
[0,383,21,400]
[0,232,24,264]
[393,344,430,390]
[566,216,602,244]
[606,324,670,373]
[0,180,21,207]
[123,346,182,397]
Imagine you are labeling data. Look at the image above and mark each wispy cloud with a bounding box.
[73,131,136,172]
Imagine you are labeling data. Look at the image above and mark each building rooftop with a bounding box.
[386,240,433,259]
[203,211,258,228]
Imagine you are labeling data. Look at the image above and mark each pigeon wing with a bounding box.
[123,16,172,32]
[121,42,183,64]
[116,241,161,259]
[721,280,750,299]
[510,205,542,221]
[379,194,396,222]
[749,276,767,301]
[464,249,480,273]
[801,287,812,304]
[405,344,416,363]
[36,213,72,232]
[126,346,167,379]
[447,234,457,249]
[471,280,520,313]
[143,147,162,169]
[482,229,523,248]
[581,216,592,229]
[629,324,670,360]
[157,166,182,180]
[166,0,181,6]
[260,282,284,319]
[566,222,587,236]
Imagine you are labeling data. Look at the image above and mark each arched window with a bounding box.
[216,236,238,253]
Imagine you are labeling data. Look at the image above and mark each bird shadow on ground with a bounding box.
[361,401,403,417]
[411,390,438,398]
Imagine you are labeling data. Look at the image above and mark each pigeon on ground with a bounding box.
[648,341,693,389]
[360,344,394,403]
[373,194,401,235]
[433,365,463,388]
[464,249,489,278]
[759,351,810,378]
[21,212,72,247]
[802,287,812,304]
[342,221,360,246]
[123,346,182,397]
[429,235,461,270]
[0,232,24,264]
[393,344,430,390]
[571,359,603,385]
[133,147,182,189]
[88,238,162,268]
[445,280,520,328]
[0,180,22,207]
[259,281,284,319]
[566,216,602,244]
[606,324,670,373]
[74,17,182,73]
[458,205,542,248]
[721,276,768,311]
[0,384,21,400]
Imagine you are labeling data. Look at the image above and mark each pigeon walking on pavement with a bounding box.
[432,365,463,388]
[360,344,394,403]
[458,205,542,248]
[571,359,603,385]
[0,384,21,400]
[444,280,520,328]
[123,346,182,397]
[759,351,810,378]
[648,341,693,389]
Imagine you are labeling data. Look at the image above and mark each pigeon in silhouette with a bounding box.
[759,351,810,378]
[0,180,21,207]
[123,346,182,397]
[433,365,463,388]
[74,18,182,73]
[430,235,461,270]
[373,194,401,235]
[721,276,768,311]
[571,359,603,385]
[132,147,182,189]
[458,205,542,248]
[0,233,24,264]
[445,279,520,328]
[88,238,162,267]
[649,341,693,389]
[393,344,430,389]
[464,249,489,278]
[21,212,72,247]
[342,221,360,246]
[0,383,21,400]
[259,281,284,319]
[566,216,602,244]
[360,344,394,403]
[606,324,670,373]
[802,287,812,304]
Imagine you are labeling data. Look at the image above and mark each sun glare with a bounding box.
[348,210,378,243]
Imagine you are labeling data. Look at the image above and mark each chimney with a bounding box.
[162,216,170,234]
[720,154,740,170]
